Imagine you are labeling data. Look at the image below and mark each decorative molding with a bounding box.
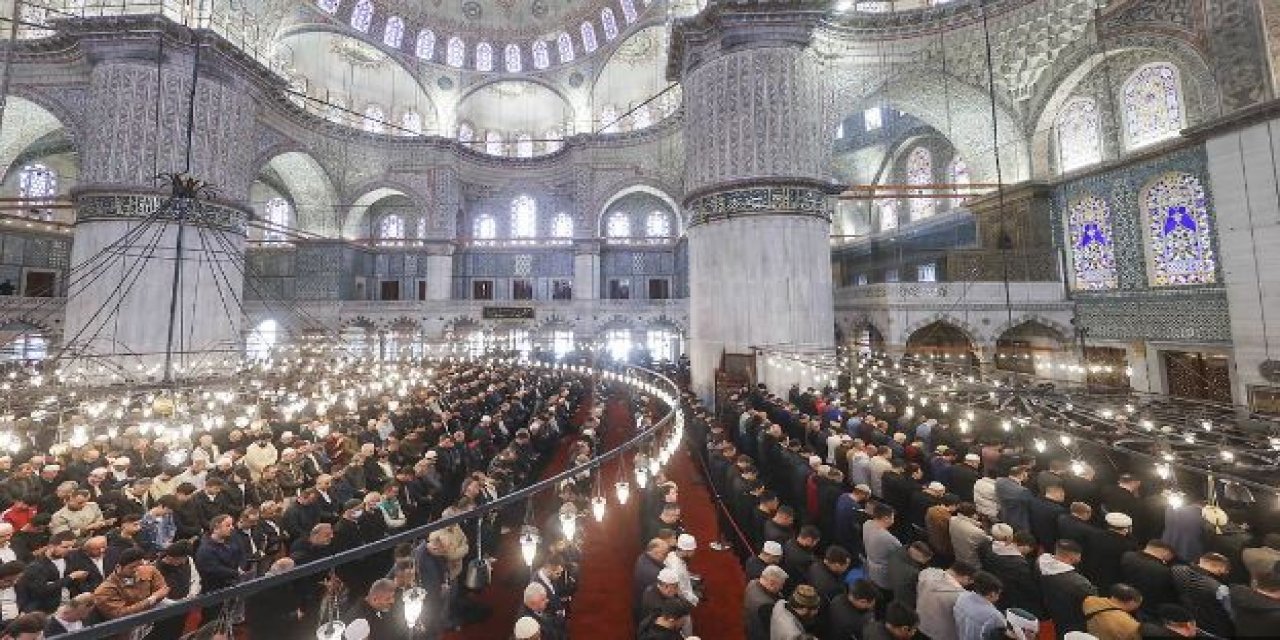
[686,185,832,227]
[75,193,249,235]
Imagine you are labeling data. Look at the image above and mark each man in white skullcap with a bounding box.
[664,533,698,634]
[513,616,541,640]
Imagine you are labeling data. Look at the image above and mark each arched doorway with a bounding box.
[995,321,1065,375]
[906,321,975,365]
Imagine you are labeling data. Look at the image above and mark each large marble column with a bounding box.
[422,241,455,301]
[672,9,838,399]
[61,28,258,383]
[573,240,602,300]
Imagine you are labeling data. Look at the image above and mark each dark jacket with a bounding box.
[194,534,245,592]
[1119,550,1177,612]
[886,546,926,609]
[1170,564,1233,638]
[1228,584,1280,636]
[979,542,1044,617]
[1082,529,1138,588]
[806,562,846,603]
[1036,555,1096,636]
[825,595,873,640]
[632,553,665,611]
[16,555,75,613]
[1028,496,1067,548]
[65,548,119,597]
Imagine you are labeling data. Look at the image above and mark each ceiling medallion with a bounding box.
[568,72,584,87]
[462,1,482,19]
[437,76,455,90]
[330,38,388,68]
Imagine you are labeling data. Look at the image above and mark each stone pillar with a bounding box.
[672,10,837,399]
[423,242,455,301]
[61,30,258,383]
[573,240,601,300]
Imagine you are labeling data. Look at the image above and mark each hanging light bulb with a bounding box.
[647,456,659,477]
[1001,420,1012,432]
[1033,438,1046,453]
[1156,463,1170,480]
[402,586,426,626]
[316,621,346,640]
[1167,491,1186,509]
[519,528,540,567]
[1059,434,1072,447]
[591,496,607,522]
[1070,459,1086,476]
[635,466,649,489]
[560,511,577,540]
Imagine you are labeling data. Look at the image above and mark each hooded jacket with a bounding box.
[1228,584,1280,636]
[915,567,966,640]
[1036,553,1096,636]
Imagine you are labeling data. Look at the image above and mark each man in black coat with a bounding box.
[1120,539,1178,614]
[1057,501,1101,548]
[1082,511,1139,588]
[65,536,118,597]
[15,532,87,614]
[946,454,982,503]
[805,545,852,603]
[824,579,878,639]
[632,539,669,615]
[781,525,819,591]
[1036,539,1096,637]
[1171,551,1234,638]
[519,582,566,640]
[979,531,1044,618]
[1028,484,1068,549]
[1229,571,1280,634]
[343,579,402,639]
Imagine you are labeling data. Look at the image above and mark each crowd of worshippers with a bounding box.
[0,362,596,639]
[677,381,1280,640]
[628,473,705,639]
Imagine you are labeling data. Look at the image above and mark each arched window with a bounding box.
[632,104,652,129]
[475,42,493,71]
[1057,97,1102,172]
[552,212,573,239]
[601,8,619,39]
[246,319,278,361]
[645,211,671,238]
[474,214,497,240]
[1067,195,1118,290]
[580,22,598,52]
[544,128,563,152]
[621,0,638,23]
[1142,172,1216,286]
[906,146,934,220]
[606,212,631,238]
[485,131,504,155]
[262,197,292,243]
[400,110,423,135]
[18,163,56,201]
[515,133,533,158]
[379,214,405,240]
[504,44,522,72]
[557,32,575,63]
[600,105,619,133]
[446,36,465,67]
[511,195,537,238]
[415,29,435,60]
[1123,63,1184,150]
[350,0,373,32]
[382,16,404,48]
[458,122,474,144]
[879,200,898,232]
[317,0,340,14]
[363,104,385,133]
[532,40,550,69]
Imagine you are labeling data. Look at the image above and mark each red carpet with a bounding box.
[568,397,643,638]
[668,447,747,639]
[447,391,593,639]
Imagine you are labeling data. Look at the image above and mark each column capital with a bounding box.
[573,239,604,255]
[667,2,830,81]
[420,240,457,257]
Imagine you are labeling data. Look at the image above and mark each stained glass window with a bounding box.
[379,214,405,240]
[917,263,937,282]
[476,42,493,71]
[606,212,630,238]
[1067,196,1118,290]
[363,104,385,133]
[545,128,563,153]
[1143,172,1216,286]
[879,200,898,232]
[1123,63,1184,150]
[458,122,474,144]
[532,41,550,69]
[350,0,373,32]
[552,213,573,238]
[600,105,619,133]
[505,44,522,72]
[621,0,638,22]
[263,197,292,243]
[906,146,934,219]
[601,8,619,39]
[645,211,671,238]
[557,33,575,63]
[581,22,598,52]
[864,107,882,131]
[317,0,340,14]
[516,133,533,158]
[632,104,652,129]
[18,164,56,200]
[383,16,404,48]
[400,110,422,135]
[415,29,435,60]
[1056,97,1102,172]
[446,36,465,67]
[474,214,496,240]
[485,131,503,155]
[511,195,537,238]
